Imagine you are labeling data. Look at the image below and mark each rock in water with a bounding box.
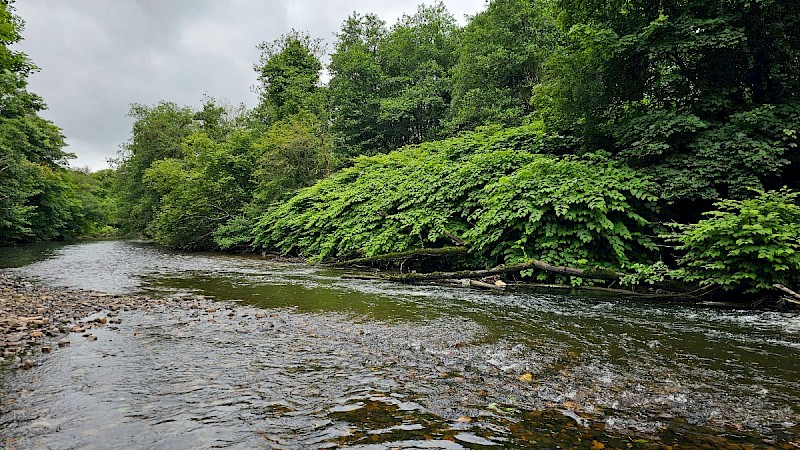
[19,359,35,369]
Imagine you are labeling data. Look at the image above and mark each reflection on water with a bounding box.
[1,240,798,448]
[0,241,68,269]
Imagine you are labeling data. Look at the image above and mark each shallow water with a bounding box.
[1,240,798,449]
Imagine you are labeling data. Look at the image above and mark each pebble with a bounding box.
[19,359,35,370]
[1,274,163,366]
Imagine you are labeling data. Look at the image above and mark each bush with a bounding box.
[672,189,800,292]
[466,154,659,270]
[253,125,660,277]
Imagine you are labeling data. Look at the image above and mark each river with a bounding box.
[1,240,798,449]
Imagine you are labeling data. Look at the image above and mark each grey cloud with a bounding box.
[13,1,485,170]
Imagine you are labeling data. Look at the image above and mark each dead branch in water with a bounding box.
[773,284,800,305]
[385,259,625,283]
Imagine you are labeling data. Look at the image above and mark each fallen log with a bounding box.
[773,284,800,305]
[458,278,505,291]
[386,259,625,282]
[327,246,468,268]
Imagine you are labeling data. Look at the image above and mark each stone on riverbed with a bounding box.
[0,274,164,363]
[19,359,35,369]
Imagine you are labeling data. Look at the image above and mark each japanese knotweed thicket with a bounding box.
[672,189,800,292]
[253,125,660,272]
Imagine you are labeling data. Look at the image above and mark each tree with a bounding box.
[328,13,387,160]
[0,1,80,244]
[252,111,332,206]
[377,2,459,149]
[143,127,261,250]
[113,102,195,235]
[328,3,460,160]
[255,30,324,123]
[536,0,800,215]
[448,0,561,132]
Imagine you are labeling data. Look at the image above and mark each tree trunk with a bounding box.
[773,284,800,305]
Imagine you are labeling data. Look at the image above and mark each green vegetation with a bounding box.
[672,190,800,292]
[537,0,800,212]
[0,2,117,245]
[3,0,799,297]
[253,127,660,279]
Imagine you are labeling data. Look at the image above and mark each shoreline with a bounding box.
[0,273,170,369]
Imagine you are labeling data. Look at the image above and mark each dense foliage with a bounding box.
[328,4,460,159]
[672,190,800,292]
[253,126,660,278]
[0,2,115,245]
[448,0,560,132]
[112,101,195,236]
[112,34,332,250]
[536,0,800,213]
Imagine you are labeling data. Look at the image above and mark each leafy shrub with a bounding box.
[619,261,673,287]
[672,189,800,292]
[466,153,659,271]
[253,146,461,260]
[254,125,660,275]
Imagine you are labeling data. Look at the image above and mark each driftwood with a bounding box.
[386,259,625,283]
[330,251,721,300]
[773,284,800,305]
[327,246,467,268]
[457,279,505,291]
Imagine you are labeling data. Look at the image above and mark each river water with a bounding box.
[1,240,798,449]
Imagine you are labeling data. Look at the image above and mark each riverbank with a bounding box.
[0,274,167,369]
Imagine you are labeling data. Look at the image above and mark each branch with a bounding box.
[773,284,800,305]
[386,260,625,283]
[442,229,466,247]
[208,203,234,219]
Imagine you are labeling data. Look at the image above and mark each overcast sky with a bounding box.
[12,0,487,171]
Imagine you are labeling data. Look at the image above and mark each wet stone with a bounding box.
[19,359,35,370]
